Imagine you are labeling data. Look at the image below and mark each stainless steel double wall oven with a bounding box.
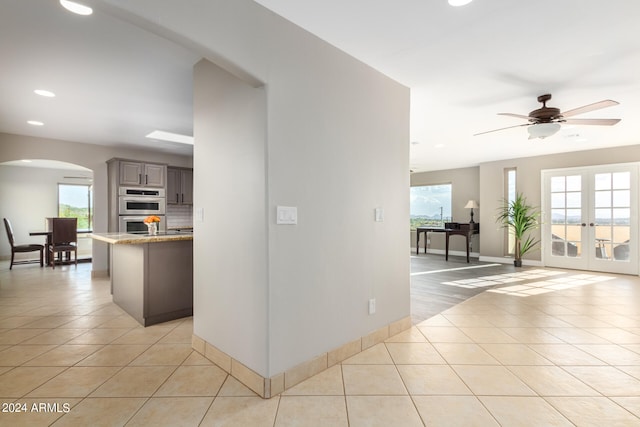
[118,187,166,233]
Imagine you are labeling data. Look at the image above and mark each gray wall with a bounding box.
[410,167,480,254]
[0,132,192,272]
[479,144,640,261]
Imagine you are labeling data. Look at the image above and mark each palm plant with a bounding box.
[496,193,541,267]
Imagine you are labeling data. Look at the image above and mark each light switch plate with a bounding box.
[374,207,384,222]
[277,206,298,225]
[195,208,204,222]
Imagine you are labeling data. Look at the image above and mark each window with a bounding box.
[505,168,517,255]
[410,184,452,229]
[58,184,93,230]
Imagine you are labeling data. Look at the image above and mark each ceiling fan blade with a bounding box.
[474,123,529,136]
[561,100,619,118]
[498,113,531,120]
[562,118,621,126]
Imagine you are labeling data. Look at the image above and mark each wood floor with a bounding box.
[410,252,528,324]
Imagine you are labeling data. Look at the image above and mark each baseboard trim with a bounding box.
[91,269,109,278]
[478,256,544,267]
[192,315,412,398]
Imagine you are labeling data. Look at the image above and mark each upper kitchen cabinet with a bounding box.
[167,167,193,205]
[116,160,167,188]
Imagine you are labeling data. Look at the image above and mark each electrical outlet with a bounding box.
[368,298,376,315]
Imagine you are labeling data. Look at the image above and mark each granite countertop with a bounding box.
[90,231,193,245]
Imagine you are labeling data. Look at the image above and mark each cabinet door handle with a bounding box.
[581,223,586,227]
[138,173,142,184]
[181,194,184,203]
[145,175,148,185]
[176,194,179,203]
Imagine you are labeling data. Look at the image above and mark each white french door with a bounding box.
[543,164,638,275]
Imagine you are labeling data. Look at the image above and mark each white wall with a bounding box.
[193,59,269,374]
[173,0,409,377]
[0,165,93,260]
[0,133,192,272]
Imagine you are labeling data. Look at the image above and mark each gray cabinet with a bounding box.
[118,160,166,187]
[167,167,193,204]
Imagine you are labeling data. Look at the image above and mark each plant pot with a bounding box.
[514,259,522,267]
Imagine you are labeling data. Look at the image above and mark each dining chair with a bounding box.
[49,218,78,269]
[3,218,44,269]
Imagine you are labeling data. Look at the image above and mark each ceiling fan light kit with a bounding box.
[475,93,621,139]
[528,122,561,140]
[448,0,473,6]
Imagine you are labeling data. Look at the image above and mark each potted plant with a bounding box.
[496,193,541,267]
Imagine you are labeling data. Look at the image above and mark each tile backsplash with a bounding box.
[166,204,193,228]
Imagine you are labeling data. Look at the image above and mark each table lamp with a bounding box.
[464,200,479,223]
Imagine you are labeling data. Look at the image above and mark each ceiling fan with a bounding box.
[474,94,621,139]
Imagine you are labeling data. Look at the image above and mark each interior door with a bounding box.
[543,164,638,274]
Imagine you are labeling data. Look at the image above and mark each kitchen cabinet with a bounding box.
[90,233,193,326]
[118,160,166,187]
[167,167,193,204]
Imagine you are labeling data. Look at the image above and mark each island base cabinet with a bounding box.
[111,240,193,326]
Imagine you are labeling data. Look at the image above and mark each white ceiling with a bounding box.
[2,0,639,171]
[0,0,199,157]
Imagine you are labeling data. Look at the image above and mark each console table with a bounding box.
[416,222,479,263]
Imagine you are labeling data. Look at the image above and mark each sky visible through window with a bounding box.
[410,184,452,229]
[58,184,92,229]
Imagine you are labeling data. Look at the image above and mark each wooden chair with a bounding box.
[49,218,78,269]
[3,218,44,270]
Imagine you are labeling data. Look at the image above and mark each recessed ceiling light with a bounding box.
[27,120,44,126]
[59,0,93,16]
[146,130,194,145]
[34,89,56,97]
[448,0,473,6]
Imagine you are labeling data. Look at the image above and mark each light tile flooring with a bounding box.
[1,260,640,426]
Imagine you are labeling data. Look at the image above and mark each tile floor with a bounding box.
[1,260,640,426]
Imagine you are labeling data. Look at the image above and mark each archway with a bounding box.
[0,159,94,264]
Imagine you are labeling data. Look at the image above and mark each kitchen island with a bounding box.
[91,231,193,326]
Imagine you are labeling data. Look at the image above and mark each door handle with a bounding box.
[590,223,595,227]
[176,194,179,203]
[145,175,148,185]
[581,223,586,227]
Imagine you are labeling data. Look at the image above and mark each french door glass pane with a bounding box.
[595,191,612,207]
[551,193,565,208]
[551,176,565,192]
[550,175,582,258]
[594,171,630,264]
[566,175,581,191]
[595,173,611,190]
[566,209,581,224]
[613,208,630,224]
[613,190,630,207]
[566,192,581,208]
[613,172,630,189]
